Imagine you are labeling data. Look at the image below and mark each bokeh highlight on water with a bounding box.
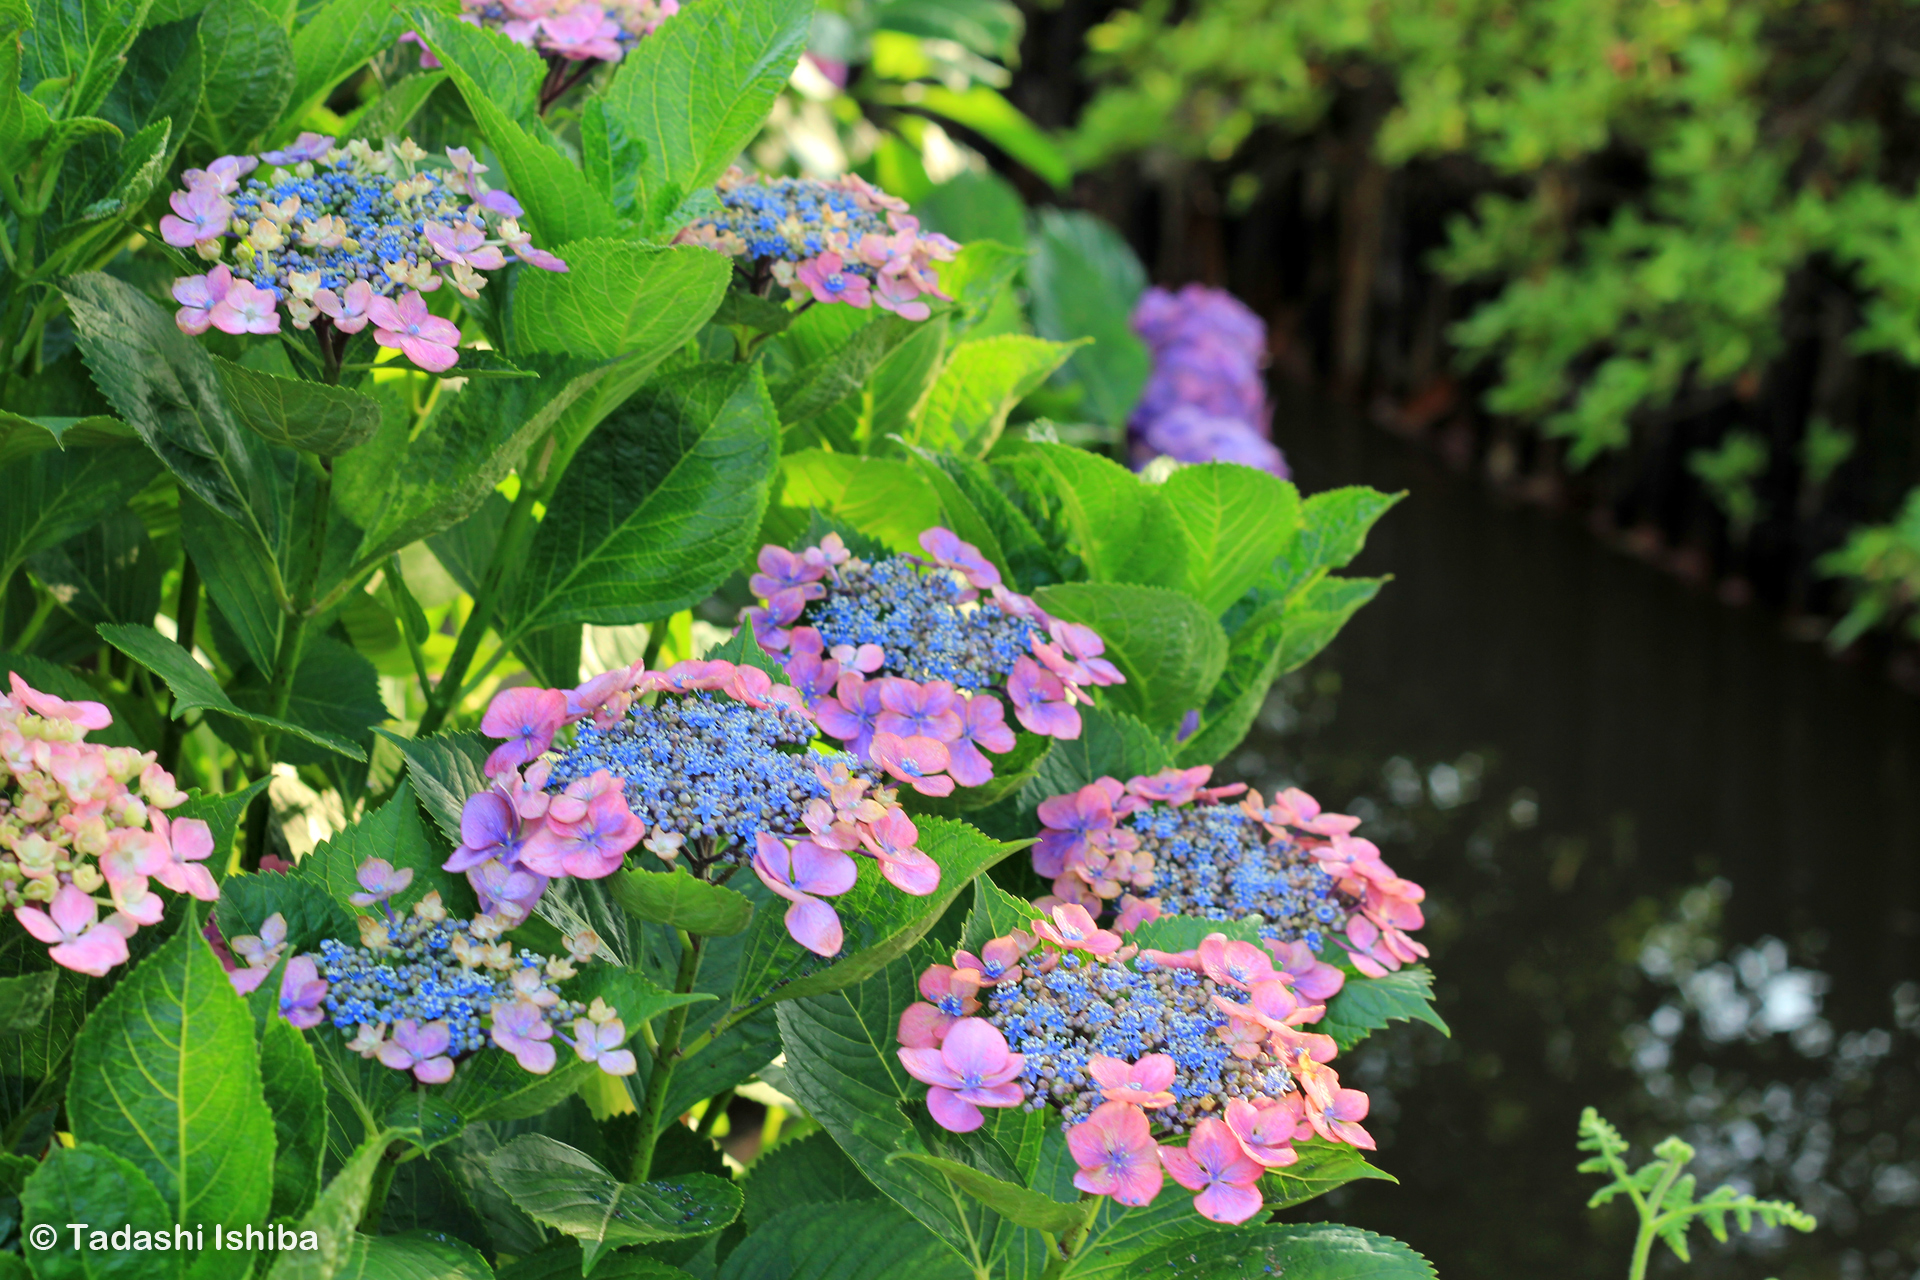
[1243,389,1919,1280]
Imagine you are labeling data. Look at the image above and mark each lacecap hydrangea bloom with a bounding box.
[1034,767,1429,978]
[163,135,567,371]
[898,910,1372,1224]
[407,0,675,69]
[1129,284,1287,477]
[457,655,939,957]
[1,674,215,977]
[262,863,634,1082]
[673,169,958,321]
[744,529,1124,794]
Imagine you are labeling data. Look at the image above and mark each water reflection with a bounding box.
[1242,394,1920,1279]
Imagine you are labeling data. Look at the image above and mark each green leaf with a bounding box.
[1266,487,1402,605]
[179,491,283,673]
[487,1134,742,1272]
[332,1233,495,1279]
[502,363,779,638]
[594,0,811,231]
[775,948,1032,1268]
[375,729,491,845]
[496,1244,691,1280]
[727,816,1018,1016]
[1173,600,1287,769]
[1319,966,1449,1050]
[995,442,1187,590]
[20,1143,181,1280]
[911,335,1079,458]
[286,0,417,123]
[0,971,57,1032]
[0,443,161,584]
[264,1129,403,1280]
[261,1016,328,1221]
[712,289,795,335]
[909,84,1069,190]
[1118,1223,1436,1280]
[1157,465,1302,615]
[511,239,730,365]
[192,0,294,153]
[26,510,164,630]
[61,273,285,551]
[0,411,133,466]
[1275,576,1386,677]
[1261,1138,1397,1211]
[1018,706,1171,812]
[776,451,941,554]
[610,868,753,937]
[97,622,368,760]
[224,633,387,767]
[213,868,356,955]
[716,1200,972,1280]
[886,1151,1087,1234]
[408,7,621,246]
[1031,583,1227,734]
[214,358,383,456]
[299,781,478,919]
[334,354,623,572]
[1025,210,1149,429]
[772,311,923,431]
[935,240,1026,334]
[739,1131,879,1228]
[66,910,273,1256]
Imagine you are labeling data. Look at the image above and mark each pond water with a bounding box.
[1252,390,1920,1280]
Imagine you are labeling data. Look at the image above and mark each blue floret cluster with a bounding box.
[811,556,1038,690]
[987,951,1296,1132]
[1129,801,1343,948]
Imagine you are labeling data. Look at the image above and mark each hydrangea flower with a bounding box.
[674,170,957,320]
[162,137,566,371]
[744,529,1123,789]
[898,921,1377,1224]
[1129,284,1287,476]
[1,673,214,976]
[462,655,940,958]
[1031,768,1427,979]
[406,0,675,73]
[286,864,630,1083]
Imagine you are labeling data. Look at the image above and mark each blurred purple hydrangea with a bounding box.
[1128,284,1287,477]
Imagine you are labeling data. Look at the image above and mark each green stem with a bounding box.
[243,458,333,870]
[159,554,201,775]
[693,1088,734,1140]
[1039,1196,1102,1278]
[1627,1156,1686,1280]
[356,1143,403,1234]
[631,930,703,1183]
[416,472,542,736]
[9,588,55,653]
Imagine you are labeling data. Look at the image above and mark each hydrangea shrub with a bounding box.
[0,0,1430,1274]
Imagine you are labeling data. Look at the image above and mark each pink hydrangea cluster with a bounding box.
[162,137,566,372]
[744,529,1123,793]
[1033,768,1429,979]
[673,170,959,321]
[1,674,216,977]
[259,865,637,1084]
[450,664,663,922]
[899,913,1373,1224]
[460,656,942,958]
[407,0,675,67]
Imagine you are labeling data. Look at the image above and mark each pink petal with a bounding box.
[899,1046,965,1089]
[940,1018,1011,1080]
[925,1086,983,1132]
[1192,1180,1263,1224]
[784,894,843,956]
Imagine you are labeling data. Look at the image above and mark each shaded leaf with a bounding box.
[610,869,753,937]
[1025,210,1149,430]
[214,358,383,456]
[716,1200,970,1280]
[260,1016,328,1221]
[20,1143,181,1280]
[0,444,161,586]
[886,1151,1086,1234]
[487,1134,741,1273]
[26,509,164,629]
[1030,583,1227,735]
[1117,1223,1436,1280]
[375,729,490,845]
[97,622,368,760]
[66,911,274,1252]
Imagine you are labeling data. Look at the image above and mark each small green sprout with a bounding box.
[1577,1107,1816,1280]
